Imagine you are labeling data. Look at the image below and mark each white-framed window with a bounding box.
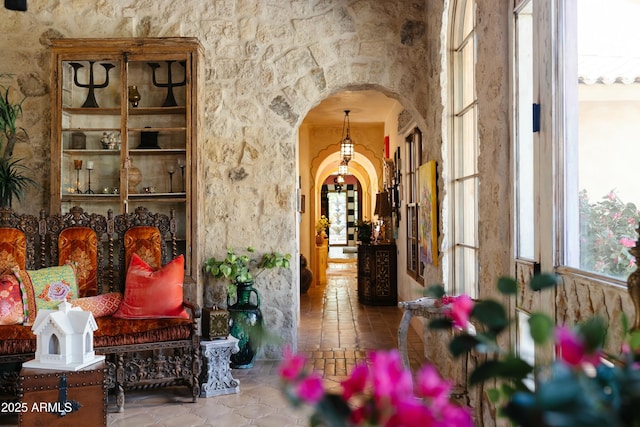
[562,0,640,280]
[514,0,535,262]
[449,0,478,298]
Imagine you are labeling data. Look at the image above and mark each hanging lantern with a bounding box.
[340,110,354,164]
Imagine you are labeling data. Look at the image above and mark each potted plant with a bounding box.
[204,247,291,368]
[356,219,372,244]
[315,214,331,245]
[0,75,36,208]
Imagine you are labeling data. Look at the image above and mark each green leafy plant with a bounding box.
[204,246,291,295]
[429,274,640,427]
[0,75,36,207]
[356,219,372,243]
[0,157,37,207]
[579,189,639,279]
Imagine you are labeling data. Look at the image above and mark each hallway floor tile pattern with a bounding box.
[0,256,427,426]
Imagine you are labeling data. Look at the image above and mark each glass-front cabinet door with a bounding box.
[50,38,202,281]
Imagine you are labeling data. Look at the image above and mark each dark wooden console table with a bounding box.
[357,242,397,306]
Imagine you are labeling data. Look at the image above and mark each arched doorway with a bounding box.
[297,89,403,284]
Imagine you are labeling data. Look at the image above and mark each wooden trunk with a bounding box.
[18,361,106,427]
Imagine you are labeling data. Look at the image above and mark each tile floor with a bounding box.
[0,247,427,426]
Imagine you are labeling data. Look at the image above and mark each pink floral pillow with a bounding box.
[70,292,123,318]
[0,274,24,325]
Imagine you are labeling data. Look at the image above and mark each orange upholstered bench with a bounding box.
[0,207,200,412]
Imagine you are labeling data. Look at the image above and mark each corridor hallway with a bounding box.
[0,257,428,427]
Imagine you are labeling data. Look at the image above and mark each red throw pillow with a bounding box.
[71,292,123,318]
[113,254,188,319]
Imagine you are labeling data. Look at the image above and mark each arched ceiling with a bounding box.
[302,90,399,126]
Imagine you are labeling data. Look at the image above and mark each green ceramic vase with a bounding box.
[227,281,264,368]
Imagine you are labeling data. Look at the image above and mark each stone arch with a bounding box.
[296,81,425,284]
[310,142,380,246]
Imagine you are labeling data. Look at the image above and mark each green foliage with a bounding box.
[0,157,37,208]
[0,77,26,147]
[579,189,639,280]
[356,219,372,243]
[429,273,640,426]
[528,313,555,345]
[204,247,291,294]
[0,75,35,208]
[497,276,518,295]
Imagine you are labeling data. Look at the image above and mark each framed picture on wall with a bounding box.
[418,160,438,266]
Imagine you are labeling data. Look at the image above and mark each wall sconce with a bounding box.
[340,110,354,164]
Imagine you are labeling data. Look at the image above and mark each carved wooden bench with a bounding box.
[0,206,201,412]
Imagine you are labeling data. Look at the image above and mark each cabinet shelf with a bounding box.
[62,194,120,201]
[128,193,186,201]
[63,107,121,116]
[52,37,202,281]
[128,106,186,115]
[62,127,121,133]
[64,149,121,154]
[128,148,185,154]
[128,127,187,133]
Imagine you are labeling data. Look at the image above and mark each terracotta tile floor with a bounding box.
[0,252,427,426]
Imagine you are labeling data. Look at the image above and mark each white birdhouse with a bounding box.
[23,301,105,371]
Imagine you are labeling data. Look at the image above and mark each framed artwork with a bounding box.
[418,160,438,266]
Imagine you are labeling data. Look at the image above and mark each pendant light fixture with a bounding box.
[340,110,354,164]
[338,160,349,176]
[334,174,345,193]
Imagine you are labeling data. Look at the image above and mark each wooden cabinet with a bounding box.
[50,38,203,281]
[357,243,397,306]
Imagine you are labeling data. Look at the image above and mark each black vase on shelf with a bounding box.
[227,281,264,368]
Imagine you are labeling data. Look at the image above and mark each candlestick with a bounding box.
[177,158,186,192]
[85,163,94,194]
[167,164,175,193]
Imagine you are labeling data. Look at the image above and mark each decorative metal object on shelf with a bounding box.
[147,60,186,107]
[69,61,115,108]
[138,128,160,149]
[128,85,141,107]
[70,132,86,149]
[203,306,230,340]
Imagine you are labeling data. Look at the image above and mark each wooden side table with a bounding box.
[199,337,240,397]
[314,241,328,285]
[357,243,397,305]
[18,360,106,427]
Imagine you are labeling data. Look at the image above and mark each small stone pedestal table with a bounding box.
[200,336,240,397]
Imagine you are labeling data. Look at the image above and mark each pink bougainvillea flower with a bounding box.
[385,398,437,427]
[449,294,474,329]
[295,373,325,404]
[369,350,413,404]
[415,364,452,407]
[438,402,474,427]
[341,363,369,400]
[555,326,601,367]
[278,346,306,382]
[621,237,636,248]
[556,326,585,366]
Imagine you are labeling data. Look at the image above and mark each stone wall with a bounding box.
[0,0,444,360]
